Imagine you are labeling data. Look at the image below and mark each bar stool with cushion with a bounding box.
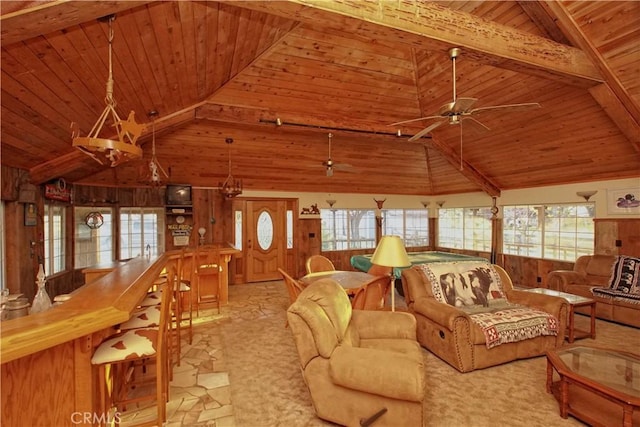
[193,246,222,315]
[90,268,174,426]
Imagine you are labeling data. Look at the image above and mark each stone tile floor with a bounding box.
[118,280,291,427]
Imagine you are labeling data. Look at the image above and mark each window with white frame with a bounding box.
[74,207,114,268]
[321,209,376,251]
[382,209,429,247]
[438,207,493,251]
[503,203,594,261]
[119,208,164,259]
[286,210,293,249]
[44,203,66,276]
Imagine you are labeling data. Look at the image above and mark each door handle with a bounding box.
[247,239,252,249]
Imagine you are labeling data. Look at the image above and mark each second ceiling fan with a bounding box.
[392,48,541,142]
[322,132,354,176]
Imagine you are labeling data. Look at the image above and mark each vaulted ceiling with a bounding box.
[1,1,639,196]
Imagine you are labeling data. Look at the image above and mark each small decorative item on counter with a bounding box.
[30,264,52,314]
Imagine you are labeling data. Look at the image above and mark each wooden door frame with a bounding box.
[230,197,298,284]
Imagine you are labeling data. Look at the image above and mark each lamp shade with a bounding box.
[371,235,411,268]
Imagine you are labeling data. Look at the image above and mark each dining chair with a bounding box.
[278,268,305,305]
[350,275,391,310]
[305,255,336,274]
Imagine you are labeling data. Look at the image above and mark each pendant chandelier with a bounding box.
[219,138,243,199]
[139,110,168,186]
[71,14,143,167]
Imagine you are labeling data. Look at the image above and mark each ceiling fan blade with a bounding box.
[470,102,541,115]
[389,115,441,126]
[450,97,478,114]
[462,116,490,132]
[408,120,445,142]
[333,163,356,172]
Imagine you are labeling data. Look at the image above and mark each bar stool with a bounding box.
[90,269,174,426]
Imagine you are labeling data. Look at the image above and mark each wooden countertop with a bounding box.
[0,245,240,364]
[0,255,165,364]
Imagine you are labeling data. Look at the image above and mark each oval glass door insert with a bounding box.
[257,211,274,250]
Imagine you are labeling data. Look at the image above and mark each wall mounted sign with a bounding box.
[44,179,71,202]
[24,203,37,226]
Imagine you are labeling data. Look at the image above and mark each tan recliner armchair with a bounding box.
[287,279,425,427]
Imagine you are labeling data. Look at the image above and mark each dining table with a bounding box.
[299,270,380,295]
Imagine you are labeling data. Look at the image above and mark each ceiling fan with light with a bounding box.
[321,133,354,176]
[391,48,541,142]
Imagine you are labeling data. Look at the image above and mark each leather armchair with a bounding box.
[287,279,425,427]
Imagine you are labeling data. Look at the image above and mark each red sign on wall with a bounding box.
[44,182,71,202]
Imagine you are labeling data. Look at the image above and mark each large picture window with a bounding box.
[438,207,492,251]
[503,203,594,261]
[74,207,114,268]
[382,209,429,247]
[119,208,165,259]
[44,203,66,276]
[321,209,376,251]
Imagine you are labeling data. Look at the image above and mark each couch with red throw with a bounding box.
[401,261,568,372]
[548,254,640,328]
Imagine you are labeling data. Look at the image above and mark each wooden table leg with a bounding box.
[560,377,569,418]
[568,305,575,343]
[589,302,596,339]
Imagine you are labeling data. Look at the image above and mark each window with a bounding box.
[321,209,376,251]
[382,209,429,247]
[44,204,66,276]
[438,207,492,251]
[74,207,114,268]
[286,210,293,249]
[503,203,594,261]
[234,210,243,250]
[119,208,164,259]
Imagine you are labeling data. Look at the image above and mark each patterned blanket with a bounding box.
[418,261,558,348]
[592,255,640,304]
[469,306,558,349]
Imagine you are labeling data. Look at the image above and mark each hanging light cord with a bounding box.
[105,16,115,108]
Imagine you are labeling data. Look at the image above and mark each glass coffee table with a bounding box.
[546,345,640,426]
[521,288,596,343]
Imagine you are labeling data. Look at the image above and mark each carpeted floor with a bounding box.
[221,282,640,427]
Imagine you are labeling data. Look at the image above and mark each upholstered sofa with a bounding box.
[287,279,425,427]
[547,254,640,328]
[401,262,568,372]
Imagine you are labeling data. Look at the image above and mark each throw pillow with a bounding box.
[418,261,506,308]
[607,255,640,293]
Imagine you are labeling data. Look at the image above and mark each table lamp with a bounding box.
[370,235,411,311]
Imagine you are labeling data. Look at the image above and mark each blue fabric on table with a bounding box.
[350,251,488,279]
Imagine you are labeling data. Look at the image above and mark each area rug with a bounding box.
[220,313,333,426]
[221,284,639,427]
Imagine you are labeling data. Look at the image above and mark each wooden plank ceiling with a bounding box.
[1,1,638,196]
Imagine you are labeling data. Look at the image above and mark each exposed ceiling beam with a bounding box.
[517,1,572,45]
[424,137,501,197]
[0,1,154,46]
[227,0,603,88]
[540,1,640,151]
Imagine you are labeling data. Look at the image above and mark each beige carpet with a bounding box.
[221,284,640,427]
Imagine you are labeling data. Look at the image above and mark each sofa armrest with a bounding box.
[329,345,425,402]
[412,297,469,330]
[547,270,585,291]
[350,310,416,340]
[507,290,566,315]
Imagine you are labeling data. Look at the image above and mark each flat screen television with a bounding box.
[166,184,192,206]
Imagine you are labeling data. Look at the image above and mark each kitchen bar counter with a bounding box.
[0,245,238,426]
